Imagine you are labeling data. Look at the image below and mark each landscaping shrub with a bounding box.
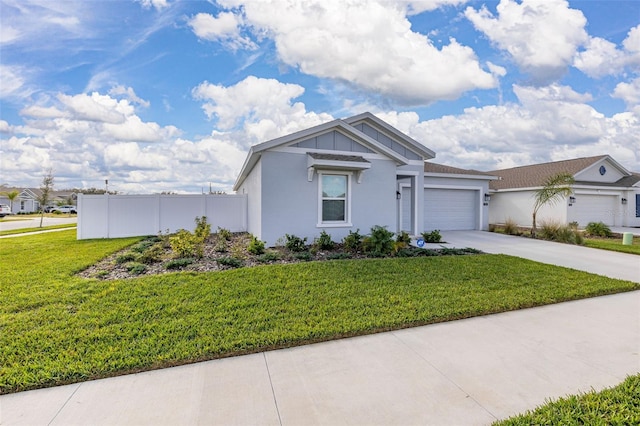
[396,230,411,244]
[285,234,308,252]
[363,225,395,257]
[421,229,442,243]
[125,262,146,275]
[131,239,155,253]
[326,252,352,260]
[257,251,281,263]
[315,230,335,250]
[503,218,519,235]
[293,251,312,261]
[247,235,266,255]
[165,258,194,270]
[216,226,232,241]
[137,244,165,264]
[217,256,243,268]
[170,229,204,258]
[585,221,612,237]
[194,216,211,241]
[539,221,584,245]
[343,229,363,253]
[115,252,137,264]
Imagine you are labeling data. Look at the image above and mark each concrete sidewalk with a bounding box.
[2,291,638,426]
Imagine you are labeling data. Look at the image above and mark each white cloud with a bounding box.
[0,65,27,99]
[108,85,150,108]
[375,84,639,172]
[0,25,20,44]
[465,0,588,84]
[574,25,640,78]
[57,92,132,124]
[218,0,497,105]
[137,0,170,11]
[0,120,12,133]
[189,12,256,50]
[402,0,468,15]
[193,76,332,144]
[613,77,640,107]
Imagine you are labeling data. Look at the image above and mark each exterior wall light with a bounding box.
[569,196,576,205]
[621,198,627,205]
[484,193,491,202]
[396,191,401,200]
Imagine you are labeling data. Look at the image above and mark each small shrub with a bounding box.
[170,229,204,258]
[217,226,232,241]
[315,230,335,250]
[116,252,137,264]
[421,229,442,243]
[95,270,109,279]
[165,258,194,270]
[539,221,584,245]
[194,216,211,241]
[217,256,243,268]
[396,230,411,244]
[293,251,312,261]
[247,235,266,255]
[214,238,227,253]
[568,221,579,229]
[230,240,248,260]
[131,240,155,253]
[396,247,421,257]
[138,244,165,264]
[326,252,352,260]
[257,251,281,263]
[503,218,519,235]
[343,229,363,253]
[285,234,308,252]
[363,225,394,257]
[585,221,612,237]
[125,262,146,275]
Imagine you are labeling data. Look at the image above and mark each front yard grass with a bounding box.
[584,236,640,255]
[1,230,638,394]
[495,374,640,425]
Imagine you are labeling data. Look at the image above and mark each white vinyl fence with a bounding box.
[77,193,247,239]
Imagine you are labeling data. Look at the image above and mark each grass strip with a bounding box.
[0,223,77,236]
[495,374,640,425]
[1,230,638,394]
[584,237,640,255]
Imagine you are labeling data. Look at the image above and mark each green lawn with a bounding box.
[584,236,640,255]
[0,223,76,236]
[1,230,638,394]
[495,374,640,425]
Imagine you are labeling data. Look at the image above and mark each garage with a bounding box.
[570,194,618,226]
[424,188,478,231]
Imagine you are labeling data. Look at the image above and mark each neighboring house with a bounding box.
[488,155,640,228]
[233,112,497,246]
[0,186,76,214]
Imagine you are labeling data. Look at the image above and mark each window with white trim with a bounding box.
[319,173,350,225]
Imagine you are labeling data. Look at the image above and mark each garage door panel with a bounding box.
[424,189,477,231]
[571,195,617,226]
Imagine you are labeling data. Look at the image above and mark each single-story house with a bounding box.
[488,155,640,228]
[233,112,497,246]
[0,186,76,214]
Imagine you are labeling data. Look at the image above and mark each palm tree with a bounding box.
[532,172,575,237]
[2,190,19,213]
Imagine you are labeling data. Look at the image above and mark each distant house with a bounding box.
[233,112,497,246]
[488,155,640,228]
[0,186,76,214]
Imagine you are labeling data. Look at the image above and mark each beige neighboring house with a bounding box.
[488,155,640,228]
[0,186,76,214]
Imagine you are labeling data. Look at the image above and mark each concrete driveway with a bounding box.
[440,231,640,283]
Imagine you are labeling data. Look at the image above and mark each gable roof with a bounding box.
[233,113,434,191]
[488,155,635,190]
[424,162,497,179]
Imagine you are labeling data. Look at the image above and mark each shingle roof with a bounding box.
[424,162,494,176]
[489,155,610,190]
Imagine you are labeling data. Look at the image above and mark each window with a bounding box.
[636,194,640,218]
[319,173,350,225]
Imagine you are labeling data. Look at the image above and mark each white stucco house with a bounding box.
[233,112,497,246]
[488,155,640,228]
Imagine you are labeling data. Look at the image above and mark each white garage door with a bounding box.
[571,194,617,226]
[424,188,477,231]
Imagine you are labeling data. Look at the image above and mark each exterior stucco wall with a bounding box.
[258,150,397,246]
[237,159,262,239]
[489,190,568,227]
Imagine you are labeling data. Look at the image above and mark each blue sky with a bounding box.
[1,0,639,193]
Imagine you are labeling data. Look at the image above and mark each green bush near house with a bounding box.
[584,221,613,237]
